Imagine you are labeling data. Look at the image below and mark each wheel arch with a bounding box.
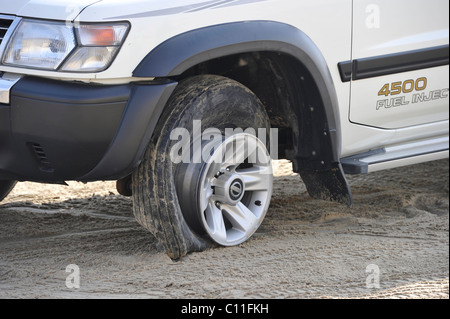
[133,21,352,205]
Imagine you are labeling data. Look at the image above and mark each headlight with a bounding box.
[2,19,129,72]
[2,20,76,70]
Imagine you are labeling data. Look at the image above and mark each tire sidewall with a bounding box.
[134,75,271,258]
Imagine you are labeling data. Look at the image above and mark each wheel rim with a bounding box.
[177,133,273,246]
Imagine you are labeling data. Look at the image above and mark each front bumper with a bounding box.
[0,75,177,182]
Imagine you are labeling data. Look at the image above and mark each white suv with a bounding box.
[0,0,448,258]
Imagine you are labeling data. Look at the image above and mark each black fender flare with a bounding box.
[134,21,341,156]
[133,21,352,205]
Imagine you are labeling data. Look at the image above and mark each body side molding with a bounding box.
[338,44,449,82]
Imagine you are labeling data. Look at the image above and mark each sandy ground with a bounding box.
[0,159,448,299]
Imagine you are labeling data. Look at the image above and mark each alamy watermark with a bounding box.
[66,264,80,289]
[366,264,380,289]
[366,4,381,29]
[169,120,278,166]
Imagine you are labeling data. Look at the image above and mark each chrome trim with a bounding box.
[0,15,22,64]
[0,73,22,104]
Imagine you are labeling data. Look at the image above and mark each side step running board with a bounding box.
[341,136,449,174]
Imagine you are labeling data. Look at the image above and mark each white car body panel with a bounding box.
[342,0,449,159]
[350,0,449,129]
[0,0,98,20]
[353,0,449,58]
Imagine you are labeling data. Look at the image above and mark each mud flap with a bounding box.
[299,163,353,207]
[0,180,17,202]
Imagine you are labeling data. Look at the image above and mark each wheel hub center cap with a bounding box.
[213,172,245,205]
[229,179,244,201]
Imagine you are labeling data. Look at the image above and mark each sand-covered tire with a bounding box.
[0,181,17,202]
[132,75,273,259]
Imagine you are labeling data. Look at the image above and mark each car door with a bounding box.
[348,0,449,129]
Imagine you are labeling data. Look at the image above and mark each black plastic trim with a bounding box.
[79,81,177,181]
[0,76,178,182]
[0,77,131,181]
[338,61,352,82]
[12,77,130,104]
[338,45,449,82]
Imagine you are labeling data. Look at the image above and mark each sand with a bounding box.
[0,159,448,299]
